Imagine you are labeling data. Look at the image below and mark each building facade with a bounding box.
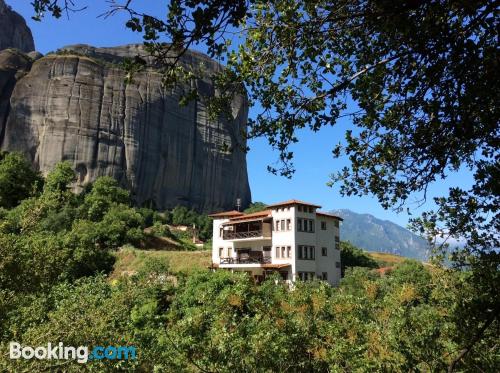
[209,200,342,286]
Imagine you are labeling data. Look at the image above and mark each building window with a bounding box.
[308,220,315,232]
[228,247,233,257]
[334,220,340,228]
[321,221,327,230]
[298,272,316,281]
[335,235,340,244]
[336,261,341,268]
[286,219,291,230]
[275,220,280,231]
[322,247,327,256]
[280,220,285,231]
[322,272,328,281]
[219,247,224,257]
[308,206,314,213]
[219,227,224,237]
[276,246,280,258]
[297,218,302,231]
[286,246,291,258]
[298,205,303,212]
[281,246,286,258]
[298,246,315,260]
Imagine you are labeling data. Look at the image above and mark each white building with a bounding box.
[209,200,343,286]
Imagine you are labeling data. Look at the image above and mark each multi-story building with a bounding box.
[209,200,343,286]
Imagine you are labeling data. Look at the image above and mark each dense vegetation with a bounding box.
[0,154,497,371]
[29,3,499,370]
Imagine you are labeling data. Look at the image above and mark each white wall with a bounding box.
[315,218,341,286]
[212,218,235,263]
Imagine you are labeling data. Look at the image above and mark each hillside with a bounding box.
[331,209,429,260]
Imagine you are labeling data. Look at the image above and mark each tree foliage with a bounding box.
[0,152,42,209]
[22,1,500,369]
[339,240,378,275]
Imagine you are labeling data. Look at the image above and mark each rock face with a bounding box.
[0,0,35,52]
[0,44,251,212]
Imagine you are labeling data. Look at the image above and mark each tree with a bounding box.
[83,176,130,221]
[244,202,268,213]
[339,241,378,276]
[0,152,42,209]
[30,1,500,369]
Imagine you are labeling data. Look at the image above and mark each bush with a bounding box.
[340,241,378,276]
[0,152,43,209]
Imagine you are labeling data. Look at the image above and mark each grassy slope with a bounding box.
[111,247,211,279]
[111,249,414,279]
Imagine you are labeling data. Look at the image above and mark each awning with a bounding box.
[221,217,271,226]
[262,263,291,269]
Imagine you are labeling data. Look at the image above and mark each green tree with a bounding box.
[0,152,42,209]
[28,1,500,369]
[244,202,268,213]
[83,176,130,221]
[339,240,378,276]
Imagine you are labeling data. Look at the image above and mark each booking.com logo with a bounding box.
[9,342,137,364]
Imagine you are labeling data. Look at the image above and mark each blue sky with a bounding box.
[10,1,474,227]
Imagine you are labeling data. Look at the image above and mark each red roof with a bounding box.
[228,209,272,222]
[316,211,344,221]
[208,210,244,218]
[266,199,322,209]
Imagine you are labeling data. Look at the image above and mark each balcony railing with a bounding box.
[223,230,263,240]
[220,257,272,265]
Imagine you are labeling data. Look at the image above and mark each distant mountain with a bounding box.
[331,209,429,260]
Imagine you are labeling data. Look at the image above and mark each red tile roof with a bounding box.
[228,209,272,222]
[208,210,244,218]
[266,199,322,209]
[316,211,344,221]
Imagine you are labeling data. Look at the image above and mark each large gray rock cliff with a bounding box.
[0,0,35,52]
[0,9,251,212]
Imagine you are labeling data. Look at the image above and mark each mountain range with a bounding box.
[331,209,429,260]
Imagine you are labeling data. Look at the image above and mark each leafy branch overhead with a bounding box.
[28,3,499,370]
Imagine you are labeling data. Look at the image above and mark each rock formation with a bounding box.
[0,0,35,52]
[0,5,251,212]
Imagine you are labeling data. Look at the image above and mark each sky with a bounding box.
[9,1,474,227]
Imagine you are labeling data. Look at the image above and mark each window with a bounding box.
[322,247,327,256]
[281,246,286,258]
[321,221,327,230]
[228,247,233,257]
[334,220,340,228]
[280,220,285,231]
[286,219,291,230]
[298,205,303,212]
[276,246,280,258]
[219,227,224,237]
[298,246,315,260]
[308,220,315,232]
[219,247,224,257]
[275,220,280,231]
[297,218,303,231]
[308,206,314,213]
[298,272,315,281]
[321,272,328,281]
[263,246,271,252]
[336,261,341,268]
[335,235,340,244]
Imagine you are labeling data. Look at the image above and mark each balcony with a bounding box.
[223,230,264,240]
[220,256,272,265]
[222,220,272,241]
